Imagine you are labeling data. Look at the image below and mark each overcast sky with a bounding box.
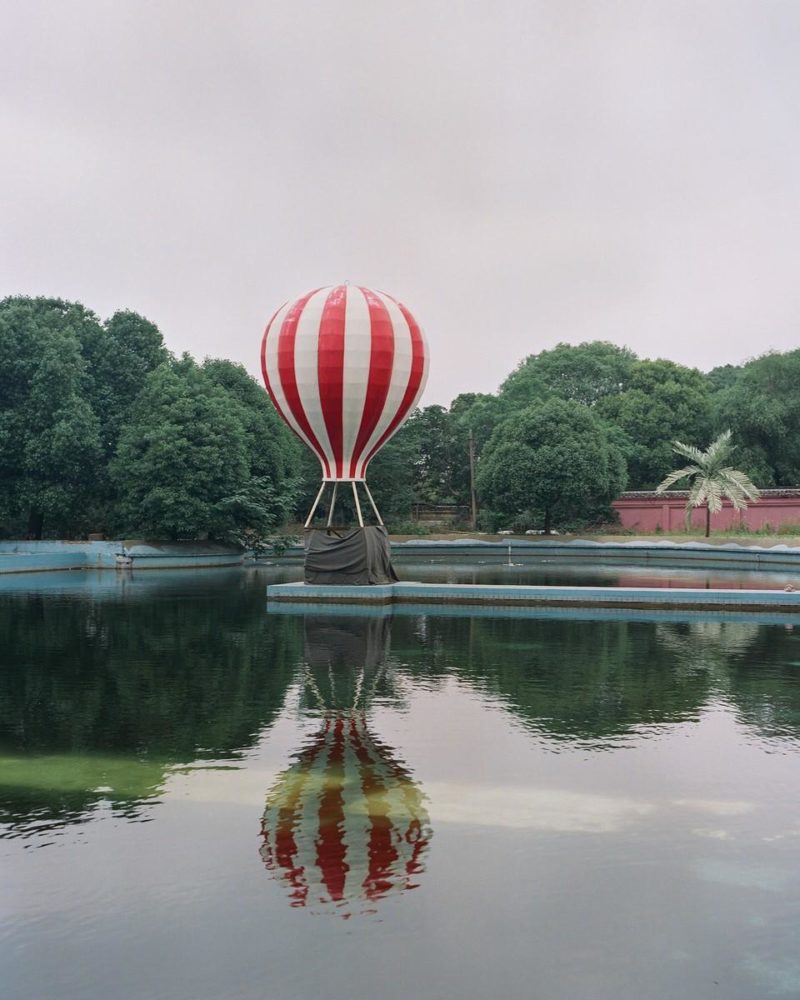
[2,1,799,405]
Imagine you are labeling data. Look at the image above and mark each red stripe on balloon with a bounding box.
[349,288,395,478]
[260,303,290,423]
[361,296,426,473]
[263,716,330,908]
[277,288,331,479]
[316,717,348,902]
[349,715,398,901]
[316,286,347,479]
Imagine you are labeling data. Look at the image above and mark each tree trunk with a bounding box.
[544,509,552,535]
[705,505,711,538]
[27,509,43,540]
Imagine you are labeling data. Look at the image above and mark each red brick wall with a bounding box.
[612,491,800,532]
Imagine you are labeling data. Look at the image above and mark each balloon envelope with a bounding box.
[260,285,428,481]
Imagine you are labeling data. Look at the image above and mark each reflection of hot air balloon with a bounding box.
[259,616,432,917]
[260,285,428,528]
[260,713,430,917]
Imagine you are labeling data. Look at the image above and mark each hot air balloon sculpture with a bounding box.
[259,617,432,917]
[260,285,428,584]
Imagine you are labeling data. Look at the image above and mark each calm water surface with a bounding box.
[265,557,800,590]
[2,568,800,1000]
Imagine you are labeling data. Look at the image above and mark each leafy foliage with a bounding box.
[476,398,627,532]
[0,297,103,535]
[597,359,713,488]
[4,288,798,540]
[110,358,298,542]
[712,350,800,487]
[0,296,300,541]
[500,341,637,409]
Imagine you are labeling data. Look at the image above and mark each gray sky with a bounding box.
[2,1,800,405]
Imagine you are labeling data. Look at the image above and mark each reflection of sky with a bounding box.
[5,669,800,1000]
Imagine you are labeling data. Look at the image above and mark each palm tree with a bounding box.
[655,430,761,537]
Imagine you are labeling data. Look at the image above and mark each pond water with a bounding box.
[3,568,800,1000]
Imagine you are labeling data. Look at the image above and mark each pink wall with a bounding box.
[612,491,800,533]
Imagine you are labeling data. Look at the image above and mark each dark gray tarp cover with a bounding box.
[304,526,399,585]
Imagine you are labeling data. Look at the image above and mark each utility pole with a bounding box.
[468,427,478,530]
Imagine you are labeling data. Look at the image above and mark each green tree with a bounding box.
[477,398,627,533]
[449,392,504,522]
[705,363,741,395]
[367,426,421,523]
[450,392,503,453]
[110,359,254,540]
[597,359,713,488]
[404,405,464,504]
[0,297,170,536]
[656,430,761,537]
[0,297,103,537]
[712,349,800,486]
[81,309,169,455]
[499,341,637,410]
[201,359,303,540]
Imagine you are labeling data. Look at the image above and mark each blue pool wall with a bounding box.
[269,537,800,571]
[0,540,244,574]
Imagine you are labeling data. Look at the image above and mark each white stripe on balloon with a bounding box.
[341,286,371,478]
[294,287,336,477]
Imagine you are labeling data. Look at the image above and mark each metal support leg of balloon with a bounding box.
[352,481,365,528]
[326,482,339,528]
[304,482,326,529]
[362,481,384,527]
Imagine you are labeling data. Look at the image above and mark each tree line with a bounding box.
[374,339,799,531]
[1,295,797,539]
[0,297,300,540]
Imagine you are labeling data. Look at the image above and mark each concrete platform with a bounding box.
[266,580,800,614]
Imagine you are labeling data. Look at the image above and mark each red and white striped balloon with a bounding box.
[260,285,429,481]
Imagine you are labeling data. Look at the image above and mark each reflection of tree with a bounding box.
[0,575,301,833]
[390,614,800,749]
[654,621,761,674]
[722,625,800,743]
[390,616,717,744]
[260,616,432,917]
[655,621,800,744]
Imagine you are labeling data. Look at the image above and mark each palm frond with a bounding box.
[671,440,704,465]
[705,477,723,514]
[705,430,734,467]
[687,477,708,509]
[718,467,761,503]
[656,465,701,493]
